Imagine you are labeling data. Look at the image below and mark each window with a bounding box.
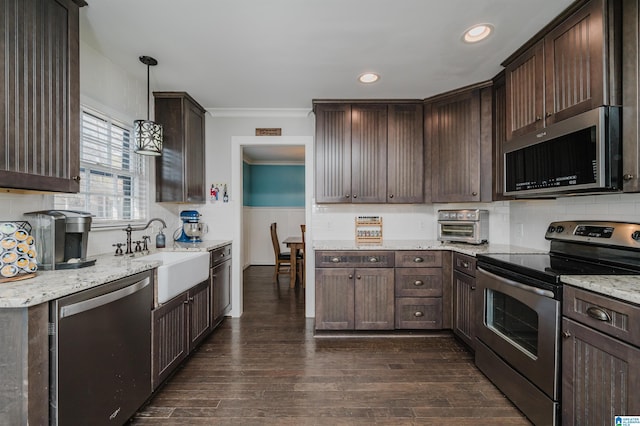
[55,106,148,224]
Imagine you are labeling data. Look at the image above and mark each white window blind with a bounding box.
[55,106,148,224]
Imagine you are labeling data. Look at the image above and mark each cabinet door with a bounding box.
[184,99,206,203]
[453,271,476,350]
[562,318,640,424]
[505,41,545,140]
[211,259,231,326]
[315,268,355,330]
[428,90,481,202]
[0,0,80,193]
[152,292,188,389]
[387,104,424,203]
[354,267,394,330]
[314,103,352,203]
[544,0,606,125]
[188,280,211,350]
[623,0,640,192]
[351,104,387,203]
[154,92,206,203]
[492,72,511,200]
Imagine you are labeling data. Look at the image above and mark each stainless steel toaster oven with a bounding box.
[437,209,489,244]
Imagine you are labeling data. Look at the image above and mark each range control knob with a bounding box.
[547,226,556,233]
[556,225,565,233]
[632,231,640,241]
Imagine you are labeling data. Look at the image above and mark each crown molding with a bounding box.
[207,108,312,118]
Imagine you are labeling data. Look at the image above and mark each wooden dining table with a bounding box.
[282,236,303,288]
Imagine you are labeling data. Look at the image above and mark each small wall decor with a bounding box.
[255,128,282,136]
[210,183,230,203]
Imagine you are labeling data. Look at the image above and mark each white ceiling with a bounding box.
[80,0,574,110]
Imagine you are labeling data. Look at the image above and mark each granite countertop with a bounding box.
[312,239,544,256]
[0,239,232,308]
[561,275,640,305]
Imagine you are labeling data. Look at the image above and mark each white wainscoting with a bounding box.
[242,206,305,268]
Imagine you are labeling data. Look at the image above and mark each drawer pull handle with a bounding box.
[461,261,469,268]
[414,311,424,317]
[413,257,424,263]
[368,257,379,263]
[330,257,341,263]
[587,306,611,322]
[562,331,571,339]
[413,280,424,286]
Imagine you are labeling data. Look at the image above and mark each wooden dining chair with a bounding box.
[300,224,306,287]
[270,222,292,282]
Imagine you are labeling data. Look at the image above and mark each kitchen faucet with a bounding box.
[122,218,167,255]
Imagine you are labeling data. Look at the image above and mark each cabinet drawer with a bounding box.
[453,252,476,277]
[395,298,442,329]
[210,244,232,267]
[395,268,443,297]
[315,251,394,268]
[563,285,640,347]
[395,251,442,268]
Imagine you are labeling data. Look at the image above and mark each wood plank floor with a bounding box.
[133,265,531,425]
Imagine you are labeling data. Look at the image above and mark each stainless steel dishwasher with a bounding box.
[49,271,152,425]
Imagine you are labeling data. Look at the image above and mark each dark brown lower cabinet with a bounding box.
[562,285,640,424]
[152,279,210,389]
[562,318,640,424]
[452,253,477,349]
[315,267,394,330]
[395,297,442,329]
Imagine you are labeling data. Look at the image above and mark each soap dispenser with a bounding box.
[156,229,166,248]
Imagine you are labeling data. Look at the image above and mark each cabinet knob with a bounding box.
[356,275,361,280]
[348,274,353,279]
[330,257,341,263]
[353,194,357,199]
[462,261,469,268]
[470,285,476,291]
[472,192,478,196]
[413,257,424,263]
[414,311,424,318]
[368,257,379,263]
[586,306,611,322]
[545,112,553,118]
[562,330,571,339]
[389,194,394,199]
[413,280,424,286]
[623,174,635,181]
[345,194,351,198]
[72,175,81,182]
[535,115,542,121]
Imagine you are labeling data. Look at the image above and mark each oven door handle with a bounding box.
[477,266,555,299]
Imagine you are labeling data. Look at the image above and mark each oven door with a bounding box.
[437,221,480,244]
[476,266,560,399]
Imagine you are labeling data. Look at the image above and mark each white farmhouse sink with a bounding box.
[142,251,210,304]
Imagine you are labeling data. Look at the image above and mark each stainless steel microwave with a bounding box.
[503,106,621,197]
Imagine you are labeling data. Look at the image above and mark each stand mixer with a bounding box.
[174,210,207,243]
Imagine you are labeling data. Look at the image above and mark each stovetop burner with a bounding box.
[477,221,640,298]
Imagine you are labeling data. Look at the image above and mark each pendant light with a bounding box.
[134,55,163,156]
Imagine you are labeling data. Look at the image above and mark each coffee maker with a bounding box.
[24,210,96,270]
[175,210,207,243]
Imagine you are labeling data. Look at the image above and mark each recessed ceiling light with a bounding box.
[358,73,380,84]
[462,24,494,43]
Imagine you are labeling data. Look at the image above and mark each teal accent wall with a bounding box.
[243,162,305,207]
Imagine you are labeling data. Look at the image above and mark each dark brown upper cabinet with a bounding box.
[504,0,619,141]
[314,101,423,204]
[622,0,640,192]
[387,104,424,203]
[492,72,511,201]
[425,84,493,203]
[0,0,85,193]
[154,92,207,203]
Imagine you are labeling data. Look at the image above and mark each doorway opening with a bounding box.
[230,136,314,319]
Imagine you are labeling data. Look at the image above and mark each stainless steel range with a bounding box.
[475,221,640,426]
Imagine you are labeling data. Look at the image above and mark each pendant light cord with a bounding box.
[146,63,150,120]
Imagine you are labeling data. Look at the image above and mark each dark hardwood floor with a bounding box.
[133,265,530,425]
